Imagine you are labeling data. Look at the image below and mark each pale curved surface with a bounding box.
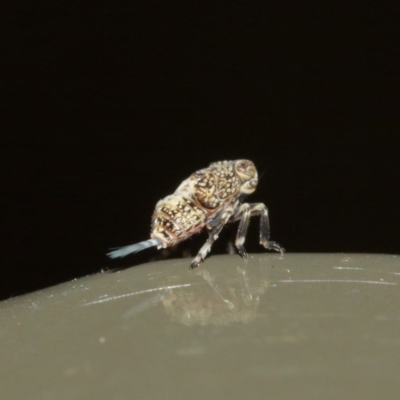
[1,253,400,399]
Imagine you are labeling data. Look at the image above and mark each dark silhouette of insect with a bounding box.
[108,160,284,269]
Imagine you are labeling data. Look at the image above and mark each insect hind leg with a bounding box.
[233,202,285,257]
[190,209,234,269]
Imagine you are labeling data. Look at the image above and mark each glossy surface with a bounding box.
[1,253,400,399]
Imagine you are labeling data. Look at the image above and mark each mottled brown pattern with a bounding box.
[109,160,284,268]
[191,162,242,207]
[192,172,219,209]
[151,195,206,245]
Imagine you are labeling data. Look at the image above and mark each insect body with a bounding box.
[108,160,284,269]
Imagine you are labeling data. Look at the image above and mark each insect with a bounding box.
[108,160,284,269]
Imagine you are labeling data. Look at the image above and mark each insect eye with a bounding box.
[236,160,256,180]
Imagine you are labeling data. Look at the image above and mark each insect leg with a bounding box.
[190,226,223,269]
[190,210,234,269]
[255,203,285,255]
[233,203,285,256]
[233,203,251,259]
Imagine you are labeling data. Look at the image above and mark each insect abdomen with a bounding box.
[151,195,207,247]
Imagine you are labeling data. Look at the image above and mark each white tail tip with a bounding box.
[107,238,160,259]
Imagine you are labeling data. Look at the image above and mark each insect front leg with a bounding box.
[233,202,285,257]
[190,209,234,269]
[233,203,251,258]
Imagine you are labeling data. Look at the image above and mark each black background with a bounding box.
[2,2,398,299]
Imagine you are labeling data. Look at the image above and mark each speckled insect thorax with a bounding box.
[150,160,258,248]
